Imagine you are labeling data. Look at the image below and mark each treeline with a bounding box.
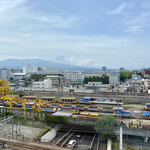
[30,73,63,81]
[83,76,109,84]
[120,71,142,82]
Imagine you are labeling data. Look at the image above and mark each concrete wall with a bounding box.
[41,125,61,143]
[68,117,97,126]
[41,129,56,143]
[115,128,150,138]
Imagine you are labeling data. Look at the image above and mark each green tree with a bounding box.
[94,116,117,140]
[83,76,109,84]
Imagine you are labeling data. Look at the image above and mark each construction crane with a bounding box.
[0,79,12,96]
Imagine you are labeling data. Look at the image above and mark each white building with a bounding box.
[85,82,111,91]
[33,78,52,89]
[12,73,26,80]
[37,66,59,74]
[63,71,83,84]
[109,74,120,85]
[0,69,11,79]
[23,66,38,74]
[23,65,59,74]
[82,72,102,80]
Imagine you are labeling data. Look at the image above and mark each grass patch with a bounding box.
[125,146,138,150]
[37,127,51,139]
[45,115,69,124]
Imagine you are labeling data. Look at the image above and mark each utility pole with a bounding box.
[120,125,123,150]
[117,85,120,124]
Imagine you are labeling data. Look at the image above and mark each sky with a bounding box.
[0,0,150,69]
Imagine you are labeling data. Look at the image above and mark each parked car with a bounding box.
[68,140,76,148]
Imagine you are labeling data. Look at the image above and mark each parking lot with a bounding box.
[52,125,106,150]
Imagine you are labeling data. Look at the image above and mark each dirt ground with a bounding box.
[0,124,44,141]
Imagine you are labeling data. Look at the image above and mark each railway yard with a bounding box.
[1,94,150,150]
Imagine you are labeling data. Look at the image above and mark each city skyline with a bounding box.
[0,0,150,69]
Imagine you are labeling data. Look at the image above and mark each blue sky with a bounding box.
[0,0,150,69]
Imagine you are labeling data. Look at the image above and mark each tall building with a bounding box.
[120,68,125,72]
[0,68,11,79]
[102,66,106,72]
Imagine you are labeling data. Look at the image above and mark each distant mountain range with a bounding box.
[0,58,100,71]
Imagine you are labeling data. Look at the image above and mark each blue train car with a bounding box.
[113,107,123,114]
[145,103,150,110]
[79,97,91,104]
[59,97,76,103]
[121,111,131,117]
[41,97,56,102]
[143,112,150,118]
[26,102,35,110]
[0,99,4,105]
[113,107,130,117]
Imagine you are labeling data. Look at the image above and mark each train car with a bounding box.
[50,105,60,109]
[22,96,38,102]
[113,107,131,117]
[145,103,150,110]
[80,112,90,116]
[89,113,99,117]
[79,97,91,104]
[101,107,113,113]
[87,106,99,112]
[58,105,78,114]
[40,97,56,102]
[41,104,57,112]
[113,107,123,114]
[25,102,36,110]
[143,112,150,119]
[6,95,20,99]
[14,100,23,107]
[75,105,86,111]
[59,97,77,103]
[0,99,4,105]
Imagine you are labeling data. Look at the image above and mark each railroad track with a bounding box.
[14,91,150,98]
[0,139,62,150]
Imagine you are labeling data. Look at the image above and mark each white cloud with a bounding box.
[107,3,126,15]
[0,0,26,12]
[24,34,31,37]
[65,56,96,66]
[0,0,78,29]
[124,26,143,34]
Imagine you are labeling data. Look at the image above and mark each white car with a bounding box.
[68,140,76,148]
